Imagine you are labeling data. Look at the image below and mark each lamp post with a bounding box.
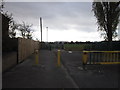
[46,27,48,42]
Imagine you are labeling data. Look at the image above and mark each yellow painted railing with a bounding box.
[82,51,120,65]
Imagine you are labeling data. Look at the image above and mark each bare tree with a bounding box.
[0,0,5,13]
[18,22,33,39]
[1,0,34,39]
[9,21,19,38]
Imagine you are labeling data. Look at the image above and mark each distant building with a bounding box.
[54,41,67,44]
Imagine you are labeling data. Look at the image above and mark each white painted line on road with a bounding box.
[61,63,79,88]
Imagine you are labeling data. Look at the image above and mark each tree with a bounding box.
[0,0,5,14]
[1,0,34,39]
[92,2,120,42]
[9,21,18,38]
[18,22,33,39]
[1,0,17,38]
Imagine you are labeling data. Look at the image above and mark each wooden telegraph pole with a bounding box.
[40,17,42,42]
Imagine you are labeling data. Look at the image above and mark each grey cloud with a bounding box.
[4,2,97,33]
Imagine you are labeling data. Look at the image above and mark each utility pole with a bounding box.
[40,17,42,42]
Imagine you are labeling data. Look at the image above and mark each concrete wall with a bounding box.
[0,13,2,90]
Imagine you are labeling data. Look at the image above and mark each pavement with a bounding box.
[2,49,120,88]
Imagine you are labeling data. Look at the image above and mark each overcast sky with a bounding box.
[4,2,119,42]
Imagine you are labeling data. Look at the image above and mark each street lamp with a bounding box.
[46,27,48,42]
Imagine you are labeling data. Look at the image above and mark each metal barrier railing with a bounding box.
[82,51,120,65]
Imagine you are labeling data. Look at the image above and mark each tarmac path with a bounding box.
[2,50,78,88]
[2,50,120,88]
[60,50,120,88]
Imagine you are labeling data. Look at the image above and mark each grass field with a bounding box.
[64,44,92,51]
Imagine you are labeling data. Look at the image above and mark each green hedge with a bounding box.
[64,41,120,51]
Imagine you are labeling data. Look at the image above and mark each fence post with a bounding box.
[82,51,88,70]
[57,50,61,67]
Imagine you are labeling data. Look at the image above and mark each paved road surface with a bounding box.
[3,50,78,88]
[60,50,120,88]
[2,50,120,88]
